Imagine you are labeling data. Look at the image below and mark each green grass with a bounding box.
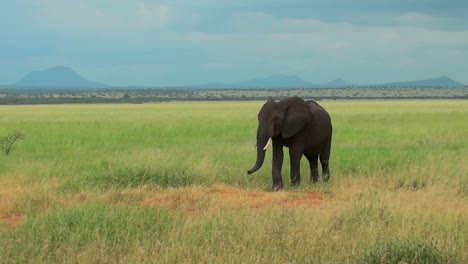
[1,204,180,263]
[0,100,467,263]
[361,239,449,264]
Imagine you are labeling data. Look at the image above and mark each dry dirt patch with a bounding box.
[0,215,25,229]
[0,179,27,229]
[141,185,326,216]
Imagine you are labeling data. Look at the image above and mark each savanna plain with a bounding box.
[0,100,467,264]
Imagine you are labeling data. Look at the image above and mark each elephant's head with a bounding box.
[247,97,310,175]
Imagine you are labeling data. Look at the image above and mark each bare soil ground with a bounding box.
[141,185,326,216]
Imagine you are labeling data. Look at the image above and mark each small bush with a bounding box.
[361,239,448,264]
[0,130,24,155]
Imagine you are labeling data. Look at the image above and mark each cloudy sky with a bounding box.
[1,0,468,86]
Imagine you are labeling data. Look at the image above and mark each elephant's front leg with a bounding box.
[272,138,284,190]
[289,148,303,186]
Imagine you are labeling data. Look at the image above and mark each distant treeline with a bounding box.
[0,87,467,105]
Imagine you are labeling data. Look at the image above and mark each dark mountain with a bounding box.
[379,76,464,87]
[322,78,355,88]
[14,66,109,89]
[9,67,465,90]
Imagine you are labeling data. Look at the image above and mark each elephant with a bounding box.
[247,96,332,190]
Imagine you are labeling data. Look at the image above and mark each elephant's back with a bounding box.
[307,101,332,127]
[305,100,332,149]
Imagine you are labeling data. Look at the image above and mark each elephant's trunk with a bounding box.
[247,133,270,175]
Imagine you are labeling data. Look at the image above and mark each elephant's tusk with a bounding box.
[251,144,257,150]
[263,138,272,150]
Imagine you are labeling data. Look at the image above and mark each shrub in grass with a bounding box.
[332,198,394,231]
[457,183,468,199]
[61,165,195,192]
[87,167,194,189]
[396,178,427,191]
[361,239,448,264]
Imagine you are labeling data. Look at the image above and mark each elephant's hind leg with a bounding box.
[305,153,319,183]
[320,138,331,182]
[320,158,330,182]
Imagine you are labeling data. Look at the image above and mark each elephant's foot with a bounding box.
[272,184,283,191]
[323,173,330,183]
[272,178,283,191]
[311,169,319,183]
[291,176,301,186]
[291,180,301,187]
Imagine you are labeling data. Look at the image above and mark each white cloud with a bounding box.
[229,11,275,33]
[154,16,468,83]
[3,1,468,85]
[136,4,172,29]
[34,0,123,31]
[33,1,176,33]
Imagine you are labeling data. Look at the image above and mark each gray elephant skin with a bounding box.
[247,96,332,190]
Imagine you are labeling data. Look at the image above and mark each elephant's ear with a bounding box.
[282,98,309,139]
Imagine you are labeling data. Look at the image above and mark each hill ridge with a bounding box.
[15,66,109,89]
[11,67,466,89]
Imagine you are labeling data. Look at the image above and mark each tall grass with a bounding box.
[0,100,467,263]
[1,204,180,263]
